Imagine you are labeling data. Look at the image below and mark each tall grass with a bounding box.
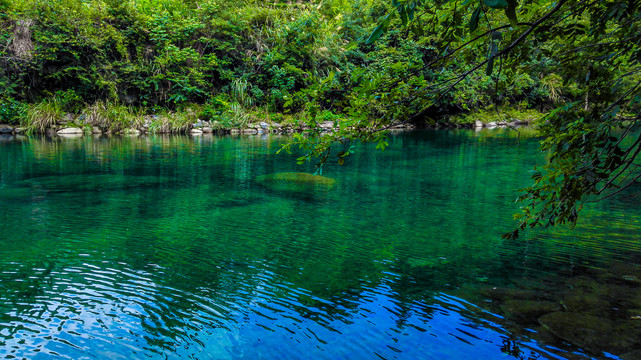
[147,106,199,134]
[22,100,63,132]
[81,101,142,132]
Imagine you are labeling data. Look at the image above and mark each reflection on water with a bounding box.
[0,131,639,359]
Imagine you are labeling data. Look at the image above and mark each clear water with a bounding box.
[0,130,640,360]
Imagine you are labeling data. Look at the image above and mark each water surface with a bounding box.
[1,130,640,359]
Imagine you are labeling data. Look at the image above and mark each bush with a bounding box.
[0,98,27,125]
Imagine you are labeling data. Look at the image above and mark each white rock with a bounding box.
[0,124,14,134]
[57,127,84,135]
[123,128,141,135]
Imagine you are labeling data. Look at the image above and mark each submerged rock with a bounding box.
[15,174,167,193]
[621,349,641,360]
[501,300,560,324]
[480,286,542,301]
[539,312,641,355]
[255,172,336,193]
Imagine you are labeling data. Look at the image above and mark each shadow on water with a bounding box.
[0,131,638,359]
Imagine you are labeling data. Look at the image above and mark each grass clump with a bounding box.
[81,101,142,132]
[147,106,199,134]
[22,99,63,132]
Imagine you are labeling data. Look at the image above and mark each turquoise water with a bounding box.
[0,130,640,359]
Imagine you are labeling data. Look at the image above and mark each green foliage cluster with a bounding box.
[1,0,562,129]
[327,0,641,238]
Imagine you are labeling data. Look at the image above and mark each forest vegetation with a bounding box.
[1,0,640,234]
[1,0,562,129]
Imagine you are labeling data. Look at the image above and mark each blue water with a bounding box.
[1,130,639,359]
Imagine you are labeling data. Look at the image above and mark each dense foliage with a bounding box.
[308,0,641,237]
[1,0,557,127]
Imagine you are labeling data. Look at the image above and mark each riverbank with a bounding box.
[0,107,540,138]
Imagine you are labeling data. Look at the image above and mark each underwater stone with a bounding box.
[561,290,611,314]
[539,312,641,355]
[621,350,641,360]
[603,262,641,287]
[480,286,542,301]
[255,172,336,193]
[501,300,560,324]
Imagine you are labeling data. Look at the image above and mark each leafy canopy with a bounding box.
[290,0,641,238]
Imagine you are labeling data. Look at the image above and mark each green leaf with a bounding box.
[366,14,391,45]
[407,7,415,21]
[399,6,408,25]
[344,42,358,51]
[486,56,495,76]
[483,0,508,9]
[469,6,481,32]
[505,0,518,27]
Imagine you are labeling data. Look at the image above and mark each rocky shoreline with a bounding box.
[0,116,534,139]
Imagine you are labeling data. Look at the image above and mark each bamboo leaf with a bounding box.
[505,0,518,27]
[470,6,481,32]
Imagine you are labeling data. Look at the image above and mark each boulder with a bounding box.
[123,128,141,135]
[92,126,102,134]
[57,127,84,135]
[621,349,641,360]
[242,128,258,134]
[255,172,336,193]
[0,124,14,134]
[539,312,641,355]
[190,129,203,135]
[202,127,213,133]
[480,286,542,301]
[474,120,484,128]
[259,121,269,130]
[501,300,560,324]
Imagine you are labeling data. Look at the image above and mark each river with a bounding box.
[1,129,640,359]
